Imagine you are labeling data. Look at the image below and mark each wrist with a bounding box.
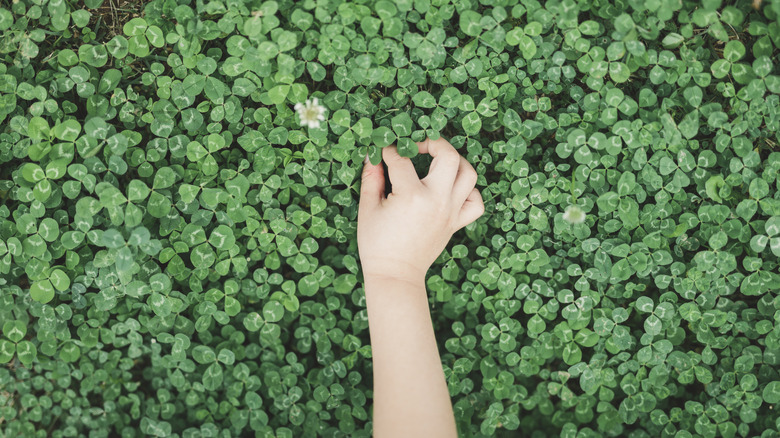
[360,258,429,287]
[362,270,427,288]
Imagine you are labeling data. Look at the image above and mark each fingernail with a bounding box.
[364,153,370,164]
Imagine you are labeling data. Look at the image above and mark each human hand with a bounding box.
[357,137,485,284]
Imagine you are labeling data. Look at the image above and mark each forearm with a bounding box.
[363,274,457,438]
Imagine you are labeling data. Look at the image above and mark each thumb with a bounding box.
[360,153,385,210]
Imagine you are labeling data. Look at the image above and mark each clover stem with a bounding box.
[571,172,577,203]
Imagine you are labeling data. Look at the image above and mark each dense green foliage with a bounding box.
[2,0,780,436]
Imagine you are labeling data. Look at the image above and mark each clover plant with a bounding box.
[1,0,780,436]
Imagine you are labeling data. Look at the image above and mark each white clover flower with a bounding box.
[563,204,586,225]
[294,98,326,129]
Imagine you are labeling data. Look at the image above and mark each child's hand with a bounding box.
[357,137,485,284]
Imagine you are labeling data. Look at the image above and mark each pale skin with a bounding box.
[357,137,485,438]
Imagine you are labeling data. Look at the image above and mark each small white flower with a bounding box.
[294,97,326,129]
[563,204,586,225]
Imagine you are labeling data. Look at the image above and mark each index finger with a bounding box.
[417,137,461,194]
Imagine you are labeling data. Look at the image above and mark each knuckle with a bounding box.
[465,168,478,186]
[474,196,486,215]
[441,150,460,165]
[432,137,454,151]
[476,200,486,215]
[390,155,408,165]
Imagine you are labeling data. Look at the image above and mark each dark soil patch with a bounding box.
[90,0,150,40]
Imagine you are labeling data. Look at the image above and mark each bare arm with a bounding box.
[363,274,456,437]
[357,137,485,437]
